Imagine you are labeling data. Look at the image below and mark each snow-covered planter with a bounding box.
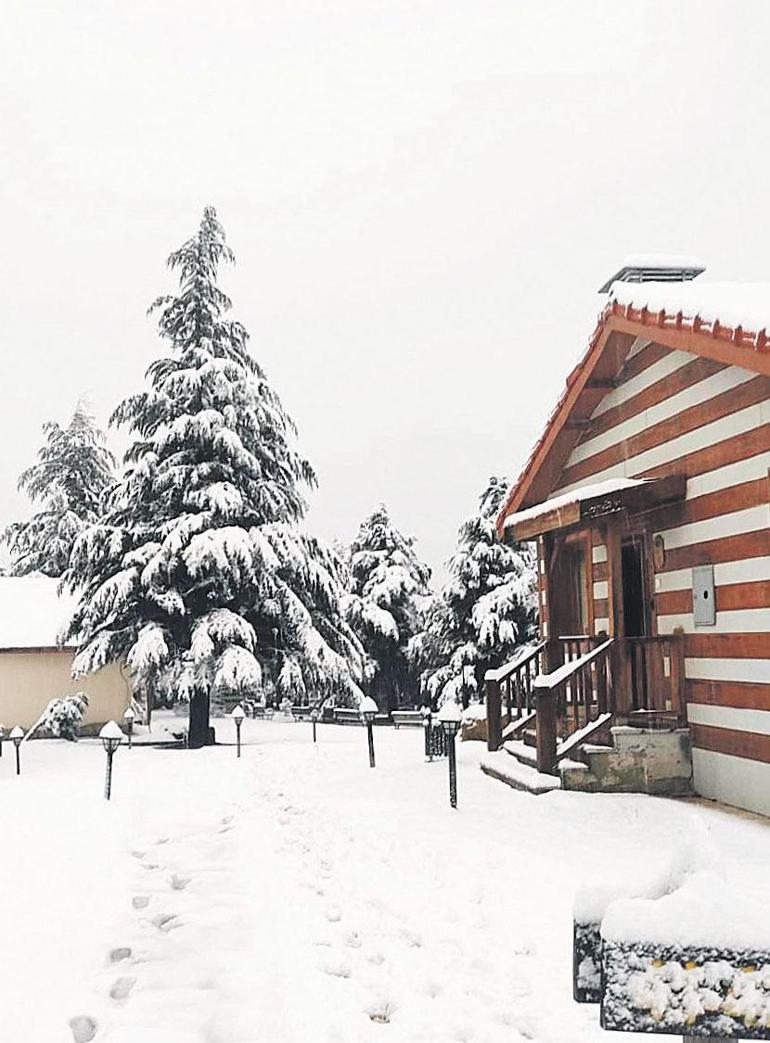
[37,692,89,740]
[599,872,770,1037]
[460,701,488,742]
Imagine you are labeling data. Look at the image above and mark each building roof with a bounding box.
[0,576,77,650]
[497,279,770,536]
[598,254,706,294]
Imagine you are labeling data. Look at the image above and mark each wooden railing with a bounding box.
[625,630,685,722]
[532,638,615,774]
[484,641,547,751]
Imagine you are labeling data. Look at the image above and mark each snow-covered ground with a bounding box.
[2,720,770,1043]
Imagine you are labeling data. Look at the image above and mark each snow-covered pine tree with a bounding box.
[345,505,431,710]
[3,404,114,577]
[63,207,365,746]
[410,476,537,708]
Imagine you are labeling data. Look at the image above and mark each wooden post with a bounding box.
[671,626,686,723]
[536,688,558,775]
[486,677,503,752]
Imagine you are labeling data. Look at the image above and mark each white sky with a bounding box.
[2,0,769,583]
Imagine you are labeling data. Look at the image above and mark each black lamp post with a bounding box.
[360,696,378,768]
[438,703,462,808]
[123,706,135,750]
[421,705,433,761]
[100,721,123,800]
[310,707,319,743]
[0,724,4,759]
[10,726,24,775]
[231,704,245,758]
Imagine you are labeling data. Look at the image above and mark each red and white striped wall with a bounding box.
[553,337,770,816]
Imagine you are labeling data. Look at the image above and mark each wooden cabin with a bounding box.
[485,259,770,816]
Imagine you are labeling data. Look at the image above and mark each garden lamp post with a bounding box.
[438,703,462,809]
[360,696,378,768]
[310,707,319,743]
[421,705,433,761]
[10,726,24,776]
[100,721,123,800]
[0,724,4,758]
[231,704,245,758]
[123,706,135,750]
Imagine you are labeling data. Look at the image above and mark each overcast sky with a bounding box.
[2,1,769,582]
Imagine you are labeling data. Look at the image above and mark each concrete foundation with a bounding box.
[561,726,693,796]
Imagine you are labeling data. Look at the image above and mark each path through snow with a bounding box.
[3,721,770,1042]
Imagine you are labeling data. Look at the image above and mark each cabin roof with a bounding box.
[0,575,76,651]
[497,280,770,536]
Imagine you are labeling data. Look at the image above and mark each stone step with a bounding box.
[480,751,562,795]
[503,739,538,768]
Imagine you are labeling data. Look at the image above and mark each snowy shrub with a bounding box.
[39,692,89,740]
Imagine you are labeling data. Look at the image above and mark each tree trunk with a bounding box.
[188,689,213,748]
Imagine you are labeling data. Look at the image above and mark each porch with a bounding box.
[483,474,693,793]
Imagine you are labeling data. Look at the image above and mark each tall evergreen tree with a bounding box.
[345,505,431,710]
[409,476,536,707]
[64,207,365,746]
[3,405,114,577]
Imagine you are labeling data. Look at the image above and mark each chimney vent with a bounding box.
[599,254,705,294]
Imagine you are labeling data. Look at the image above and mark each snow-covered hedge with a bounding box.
[38,692,89,740]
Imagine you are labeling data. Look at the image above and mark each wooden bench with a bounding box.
[391,710,423,729]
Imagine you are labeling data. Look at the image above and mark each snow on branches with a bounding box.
[409,477,537,708]
[3,405,114,577]
[344,505,431,710]
[63,207,365,743]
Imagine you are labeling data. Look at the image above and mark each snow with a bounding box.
[503,478,649,531]
[601,868,770,951]
[610,280,770,334]
[4,721,770,1042]
[0,575,76,649]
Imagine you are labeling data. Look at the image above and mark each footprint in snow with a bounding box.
[344,931,362,949]
[109,947,132,964]
[221,815,233,825]
[130,850,145,860]
[152,913,181,932]
[139,862,160,871]
[155,836,170,846]
[109,976,136,1001]
[325,907,342,923]
[321,957,352,979]
[170,874,191,891]
[69,1015,98,1042]
[132,896,150,910]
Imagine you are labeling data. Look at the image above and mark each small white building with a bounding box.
[0,575,133,732]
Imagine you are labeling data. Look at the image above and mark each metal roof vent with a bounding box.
[599,254,706,294]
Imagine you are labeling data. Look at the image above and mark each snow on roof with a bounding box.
[611,280,770,337]
[497,275,770,534]
[503,477,649,531]
[0,576,76,650]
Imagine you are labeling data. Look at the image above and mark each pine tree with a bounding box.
[63,207,365,746]
[3,405,114,577]
[345,505,431,710]
[410,476,537,707]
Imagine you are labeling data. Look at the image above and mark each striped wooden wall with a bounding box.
[553,336,770,815]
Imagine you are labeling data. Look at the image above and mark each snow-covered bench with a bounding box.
[574,869,770,1039]
[391,710,423,729]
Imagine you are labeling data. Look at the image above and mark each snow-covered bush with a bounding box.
[38,692,89,740]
